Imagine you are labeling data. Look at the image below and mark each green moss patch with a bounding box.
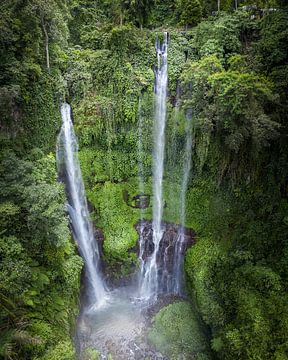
[148,301,210,359]
[85,178,152,275]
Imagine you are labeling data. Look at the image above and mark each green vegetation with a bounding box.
[148,301,210,359]
[89,179,149,273]
[176,0,202,27]
[1,0,288,359]
[66,6,189,274]
[0,1,80,359]
[0,151,82,359]
[83,348,101,360]
[180,8,288,360]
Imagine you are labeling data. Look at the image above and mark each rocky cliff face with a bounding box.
[136,220,195,294]
[136,220,195,260]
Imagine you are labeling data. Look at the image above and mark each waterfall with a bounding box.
[172,108,193,294]
[137,98,146,286]
[57,103,107,308]
[158,81,181,294]
[141,33,168,300]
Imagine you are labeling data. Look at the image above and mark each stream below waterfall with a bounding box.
[76,286,185,360]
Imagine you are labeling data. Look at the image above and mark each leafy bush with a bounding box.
[148,301,210,359]
[0,151,82,359]
[87,179,152,273]
[35,340,76,360]
[176,0,202,27]
[181,53,279,181]
[83,347,101,360]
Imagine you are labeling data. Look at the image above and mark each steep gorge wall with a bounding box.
[68,29,191,274]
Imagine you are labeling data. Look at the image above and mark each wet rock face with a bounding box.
[132,194,150,209]
[136,220,195,294]
[123,189,151,209]
[136,221,155,258]
[93,228,106,262]
[94,228,104,246]
[158,224,194,271]
[136,220,195,265]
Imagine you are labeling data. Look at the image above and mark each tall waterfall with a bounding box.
[141,33,168,300]
[57,103,107,308]
[173,108,193,294]
[159,81,182,294]
[137,98,146,285]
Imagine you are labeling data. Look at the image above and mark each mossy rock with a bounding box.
[148,301,210,359]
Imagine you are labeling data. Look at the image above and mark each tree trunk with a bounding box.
[42,18,50,72]
[217,0,220,12]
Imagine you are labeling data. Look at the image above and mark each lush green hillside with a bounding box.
[1,0,288,359]
[0,1,82,358]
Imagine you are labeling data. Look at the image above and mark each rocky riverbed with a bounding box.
[76,286,184,360]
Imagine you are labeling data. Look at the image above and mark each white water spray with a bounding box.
[57,103,108,308]
[137,98,146,285]
[141,33,168,300]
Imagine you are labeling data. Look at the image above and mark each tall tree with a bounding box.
[176,0,202,28]
[128,0,155,27]
[29,0,69,71]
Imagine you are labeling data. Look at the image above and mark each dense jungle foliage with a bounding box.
[0,0,288,359]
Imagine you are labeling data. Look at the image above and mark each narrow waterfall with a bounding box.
[167,81,181,179]
[57,103,107,308]
[172,108,193,294]
[137,98,145,198]
[159,82,181,294]
[141,32,168,300]
[137,98,146,286]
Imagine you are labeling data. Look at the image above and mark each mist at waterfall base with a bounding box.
[57,35,196,359]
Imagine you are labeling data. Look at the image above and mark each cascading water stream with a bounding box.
[57,103,108,308]
[167,81,181,182]
[157,81,182,294]
[141,32,168,300]
[137,98,146,284]
[172,108,193,294]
